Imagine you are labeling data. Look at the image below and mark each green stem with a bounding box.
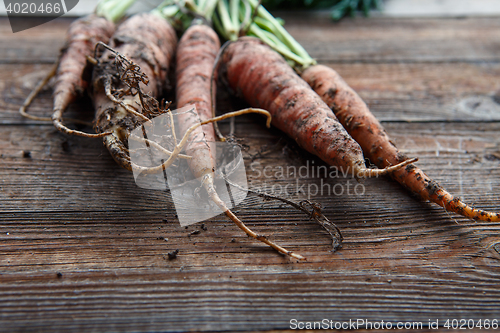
[95,0,137,23]
[230,0,241,32]
[218,0,238,40]
[197,0,207,12]
[152,4,180,19]
[184,0,199,13]
[248,24,309,66]
[247,0,313,62]
[202,0,219,20]
[214,0,316,70]
[213,14,230,40]
[153,0,192,30]
[238,0,252,33]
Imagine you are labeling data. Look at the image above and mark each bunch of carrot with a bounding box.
[20,0,499,260]
[172,0,305,259]
[20,0,307,259]
[211,0,500,223]
[20,0,137,137]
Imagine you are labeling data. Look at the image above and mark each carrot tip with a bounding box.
[86,55,98,66]
[291,253,307,260]
[266,118,272,128]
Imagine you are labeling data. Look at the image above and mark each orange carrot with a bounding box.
[176,24,303,259]
[302,65,500,222]
[219,37,415,178]
[176,23,219,178]
[52,14,115,137]
[91,12,177,170]
[20,14,116,137]
[213,1,500,223]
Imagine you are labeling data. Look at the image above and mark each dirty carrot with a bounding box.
[219,37,415,178]
[302,65,500,222]
[176,1,304,259]
[218,0,500,222]
[91,11,177,170]
[19,0,136,137]
[175,22,219,176]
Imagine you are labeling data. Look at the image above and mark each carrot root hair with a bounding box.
[19,63,57,122]
[202,174,306,260]
[354,157,418,179]
[19,63,111,138]
[134,108,271,175]
[52,104,112,138]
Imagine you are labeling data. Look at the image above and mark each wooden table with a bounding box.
[1,13,500,332]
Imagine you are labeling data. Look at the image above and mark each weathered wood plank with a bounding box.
[2,11,500,333]
[327,62,500,122]
[1,63,96,126]
[1,16,500,64]
[383,0,500,17]
[0,18,66,63]
[2,16,500,122]
[2,121,500,212]
[1,119,500,332]
[286,15,500,63]
[4,61,500,125]
[1,270,499,332]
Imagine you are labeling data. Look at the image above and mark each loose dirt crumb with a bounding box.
[167,249,179,260]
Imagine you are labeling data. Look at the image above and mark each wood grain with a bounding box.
[5,61,500,126]
[286,15,500,63]
[3,16,500,64]
[0,18,66,63]
[1,14,500,333]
